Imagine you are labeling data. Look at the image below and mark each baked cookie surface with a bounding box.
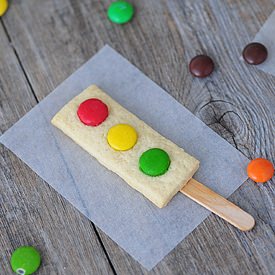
[51,85,199,208]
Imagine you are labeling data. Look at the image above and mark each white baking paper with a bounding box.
[252,10,275,76]
[0,46,249,270]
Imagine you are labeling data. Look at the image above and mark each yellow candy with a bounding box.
[107,124,137,151]
[0,0,8,16]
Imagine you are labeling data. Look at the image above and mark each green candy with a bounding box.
[139,148,171,177]
[107,1,134,24]
[10,246,41,275]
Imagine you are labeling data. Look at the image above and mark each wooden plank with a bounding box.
[0,22,114,275]
[1,0,275,274]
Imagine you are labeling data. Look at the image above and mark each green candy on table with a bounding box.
[139,148,171,177]
[10,246,41,275]
[107,1,134,24]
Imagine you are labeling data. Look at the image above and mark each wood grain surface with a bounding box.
[0,0,274,274]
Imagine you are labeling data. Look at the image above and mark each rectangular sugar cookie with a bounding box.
[51,85,199,208]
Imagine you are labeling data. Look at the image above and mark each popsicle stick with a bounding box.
[180,179,255,231]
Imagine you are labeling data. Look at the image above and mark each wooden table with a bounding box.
[0,1,274,274]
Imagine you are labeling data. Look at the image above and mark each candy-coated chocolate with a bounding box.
[77,98,108,126]
[242,42,268,65]
[189,55,214,78]
[139,148,170,177]
[0,0,8,16]
[10,246,41,275]
[107,124,137,151]
[247,158,274,183]
[107,1,134,24]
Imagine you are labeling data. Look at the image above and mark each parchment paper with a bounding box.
[252,10,275,76]
[0,46,249,270]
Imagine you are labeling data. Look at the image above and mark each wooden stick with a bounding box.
[180,179,255,231]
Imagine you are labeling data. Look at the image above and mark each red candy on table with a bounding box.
[247,158,274,183]
[77,98,108,126]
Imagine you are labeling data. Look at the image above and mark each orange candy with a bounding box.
[247,158,274,183]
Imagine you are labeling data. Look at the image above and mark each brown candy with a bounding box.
[242,42,268,65]
[189,55,214,78]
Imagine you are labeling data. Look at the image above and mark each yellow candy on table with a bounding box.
[0,0,8,16]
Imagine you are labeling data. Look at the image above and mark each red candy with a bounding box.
[77,98,108,126]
